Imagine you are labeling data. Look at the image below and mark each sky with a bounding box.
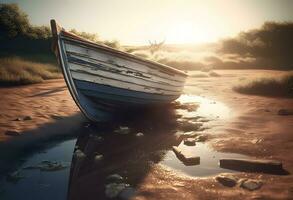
[1,0,293,45]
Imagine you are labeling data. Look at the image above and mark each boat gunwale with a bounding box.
[59,31,188,77]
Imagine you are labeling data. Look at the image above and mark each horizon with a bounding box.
[1,0,293,45]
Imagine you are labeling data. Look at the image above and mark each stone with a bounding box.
[23,116,32,120]
[105,183,129,199]
[219,158,284,174]
[195,134,208,142]
[178,121,202,132]
[136,132,144,137]
[6,170,25,183]
[240,179,263,191]
[106,174,124,183]
[278,109,293,116]
[119,187,136,200]
[115,126,130,134]
[94,154,103,162]
[172,146,200,166]
[215,174,238,187]
[183,138,196,146]
[5,130,20,136]
[74,149,86,159]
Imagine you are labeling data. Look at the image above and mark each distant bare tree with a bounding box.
[148,39,165,54]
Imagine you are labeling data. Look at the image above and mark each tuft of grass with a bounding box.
[0,57,61,86]
[233,73,293,98]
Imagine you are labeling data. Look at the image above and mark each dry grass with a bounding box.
[234,73,293,98]
[0,57,61,86]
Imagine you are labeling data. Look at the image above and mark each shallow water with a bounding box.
[0,95,250,200]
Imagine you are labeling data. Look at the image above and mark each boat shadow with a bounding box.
[67,103,193,200]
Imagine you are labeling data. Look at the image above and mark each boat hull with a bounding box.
[50,20,187,122]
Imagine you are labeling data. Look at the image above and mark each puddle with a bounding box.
[176,95,231,120]
[161,142,249,177]
[0,95,250,199]
[0,139,76,200]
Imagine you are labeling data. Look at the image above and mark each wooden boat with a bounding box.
[50,20,187,122]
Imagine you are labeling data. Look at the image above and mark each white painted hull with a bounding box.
[51,20,187,122]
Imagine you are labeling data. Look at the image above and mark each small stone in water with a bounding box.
[183,138,196,146]
[215,174,238,187]
[74,149,86,159]
[106,174,124,183]
[240,179,263,191]
[119,187,136,200]
[94,154,103,162]
[6,170,25,183]
[136,132,144,137]
[105,183,129,199]
[115,126,130,134]
[5,130,20,136]
[195,134,208,142]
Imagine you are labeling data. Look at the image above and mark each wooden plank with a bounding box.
[64,42,186,83]
[70,71,181,95]
[66,53,185,87]
[68,64,183,92]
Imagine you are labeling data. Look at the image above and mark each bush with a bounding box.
[233,73,293,98]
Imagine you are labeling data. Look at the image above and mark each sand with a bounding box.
[1,70,293,199]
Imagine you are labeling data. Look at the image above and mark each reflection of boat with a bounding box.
[67,107,180,200]
[50,20,187,122]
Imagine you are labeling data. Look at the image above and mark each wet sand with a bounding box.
[1,70,293,199]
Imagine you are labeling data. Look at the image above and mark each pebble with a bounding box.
[195,134,208,142]
[115,126,130,135]
[5,130,20,136]
[74,149,86,159]
[215,174,238,187]
[278,109,293,116]
[183,138,196,146]
[94,154,103,162]
[119,187,136,200]
[105,183,129,198]
[106,174,124,183]
[136,132,144,137]
[240,179,263,191]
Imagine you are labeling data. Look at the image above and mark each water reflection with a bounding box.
[67,96,244,200]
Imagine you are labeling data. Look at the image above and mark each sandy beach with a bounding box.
[1,70,293,199]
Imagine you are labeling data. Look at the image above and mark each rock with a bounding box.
[94,154,103,162]
[105,183,129,199]
[136,132,144,137]
[172,146,200,166]
[240,179,263,191]
[183,138,196,146]
[23,116,32,120]
[278,109,293,116]
[215,174,238,187]
[6,170,25,183]
[119,187,136,200]
[195,134,208,142]
[89,134,103,142]
[51,114,63,120]
[23,161,68,171]
[178,121,202,132]
[219,158,285,174]
[5,130,20,136]
[74,149,86,159]
[115,126,130,134]
[106,174,124,183]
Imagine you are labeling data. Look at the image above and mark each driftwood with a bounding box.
[219,158,287,175]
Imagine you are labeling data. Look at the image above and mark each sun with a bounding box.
[165,22,213,44]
